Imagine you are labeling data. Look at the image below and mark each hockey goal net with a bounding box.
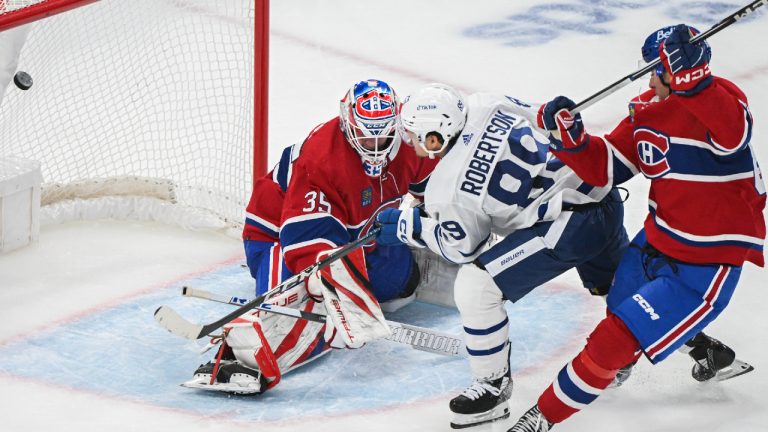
[0,0,263,234]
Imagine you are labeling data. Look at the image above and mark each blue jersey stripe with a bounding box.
[464,316,509,336]
[665,142,755,177]
[280,216,349,251]
[466,342,507,357]
[275,145,295,192]
[649,206,764,251]
[556,367,599,405]
[245,217,279,238]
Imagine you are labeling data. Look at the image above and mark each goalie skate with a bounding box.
[181,360,267,395]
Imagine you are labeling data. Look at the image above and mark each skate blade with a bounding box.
[714,359,754,382]
[181,377,263,395]
[450,405,510,429]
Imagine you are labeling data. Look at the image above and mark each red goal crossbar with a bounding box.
[0,0,99,32]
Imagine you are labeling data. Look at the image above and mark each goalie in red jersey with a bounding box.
[182,79,446,395]
[510,24,765,431]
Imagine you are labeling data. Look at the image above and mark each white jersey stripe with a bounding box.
[566,361,601,395]
[662,171,754,182]
[652,212,764,246]
[282,238,338,255]
[246,211,279,233]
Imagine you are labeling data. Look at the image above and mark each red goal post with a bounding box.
[0,0,268,234]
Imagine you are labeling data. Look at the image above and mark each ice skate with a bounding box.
[507,405,553,432]
[449,370,512,429]
[182,360,268,395]
[685,333,754,382]
[608,360,637,388]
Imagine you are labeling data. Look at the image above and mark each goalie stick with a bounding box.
[571,0,767,114]
[154,227,382,340]
[182,286,465,357]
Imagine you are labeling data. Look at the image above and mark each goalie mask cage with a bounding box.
[0,0,269,234]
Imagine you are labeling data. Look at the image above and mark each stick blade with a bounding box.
[154,306,205,340]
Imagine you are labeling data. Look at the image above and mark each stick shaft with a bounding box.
[183,286,465,357]
[154,227,380,339]
[571,0,767,114]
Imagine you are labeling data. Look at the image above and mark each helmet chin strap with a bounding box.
[660,73,671,88]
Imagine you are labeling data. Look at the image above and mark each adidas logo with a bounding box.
[462,133,473,145]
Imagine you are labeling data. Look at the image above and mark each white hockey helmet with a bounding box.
[400,83,467,159]
[339,79,401,177]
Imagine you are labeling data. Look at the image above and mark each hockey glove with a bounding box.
[376,207,425,248]
[537,96,588,151]
[659,24,712,96]
[306,247,391,349]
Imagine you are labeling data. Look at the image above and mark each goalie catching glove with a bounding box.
[307,246,391,348]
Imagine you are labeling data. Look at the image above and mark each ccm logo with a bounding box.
[398,219,408,242]
[632,294,660,321]
[674,65,710,86]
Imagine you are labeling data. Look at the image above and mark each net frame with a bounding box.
[0,0,268,234]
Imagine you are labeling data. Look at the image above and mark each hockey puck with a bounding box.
[13,71,33,90]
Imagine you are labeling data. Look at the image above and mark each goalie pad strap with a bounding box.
[252,321,282,390]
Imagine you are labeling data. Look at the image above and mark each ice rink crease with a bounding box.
[0,258,593,422]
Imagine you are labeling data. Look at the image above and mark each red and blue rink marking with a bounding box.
[0,261,596,422]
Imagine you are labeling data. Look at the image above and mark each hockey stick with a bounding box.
[154,227,382,340]
[182,286,465,357]
[571,0,767,114]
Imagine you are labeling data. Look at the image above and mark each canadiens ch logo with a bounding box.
[634,127,671,178]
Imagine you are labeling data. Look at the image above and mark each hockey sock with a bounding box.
[537,313,641,423]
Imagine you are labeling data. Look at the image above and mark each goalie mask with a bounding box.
[340,79,401,177]
[400,83,467,159]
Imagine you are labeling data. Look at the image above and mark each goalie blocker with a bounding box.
[185,247,391,394]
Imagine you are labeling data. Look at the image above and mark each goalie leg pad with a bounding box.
[309,247,391,348]
[186,285,330,394]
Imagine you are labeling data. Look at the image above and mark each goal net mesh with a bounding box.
[0,0,255,232]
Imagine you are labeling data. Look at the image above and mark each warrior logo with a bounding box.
[634,127,671,178]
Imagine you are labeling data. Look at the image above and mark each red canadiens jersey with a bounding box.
[248,117,438,273]
[554,77,766,267]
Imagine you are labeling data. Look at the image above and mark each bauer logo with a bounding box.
[416,104,437,111]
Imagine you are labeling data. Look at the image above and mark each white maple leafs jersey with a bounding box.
[420,93,613,264]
